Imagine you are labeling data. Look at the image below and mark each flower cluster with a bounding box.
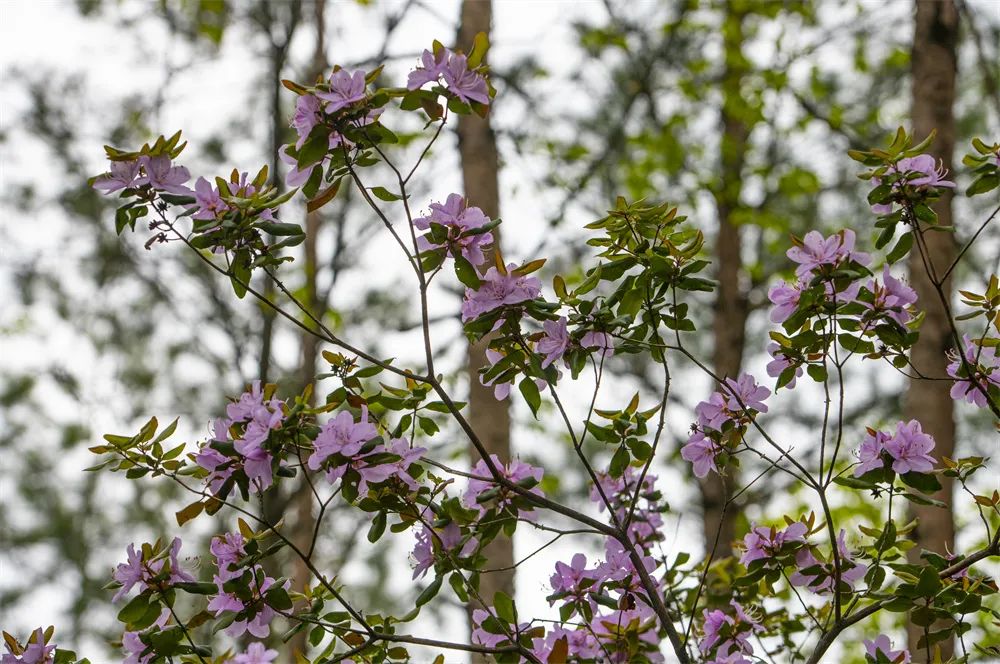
[94,154,192,197]
[414,193,494,265]
[947,335,1000,409]
[463,454,544,520]
[854,419,936,477]
[787,229,870,278]
[122,610,170,664]
[308,406,426,496]
[407,47,490,105]
[461,264,542,322]
[871,154,955,216]
[861,266,918,327]
[790,529,866,593]
[410,522,478,580]
[206,531,289,639]
[112,537,194,602]
[682,373,770,478]
[196,381,286,494]
[698,600,765,664]
[740,521,809,567]
[590,467,665,550]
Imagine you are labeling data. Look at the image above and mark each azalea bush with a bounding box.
[7,35,1000,664]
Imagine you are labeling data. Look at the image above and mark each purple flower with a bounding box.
[195,445,234,494]
[884,419,936,474]
[790,529,866,593]
[410,522,477,580]
[463,453,544,518]
[2,629,55,664]
[768,279,803,323]
[854,428,891,477]
[192,177,228,221]
[233,643,279,664]
[898,154,955,189]
[93,159,140,194]
[537,317,570,369]
[135,155,192,196]
[414,193,494,264]
[316,68,366,113]
[581,330,614,358]
[211,531,247,581]
[355,437,426,495]
[864,634,911,663]
[112,538,192,602]
[786,229,869,278]
[471,609,530,649]
[122,610,170,664]
[461,264,542,322]
[308,406,378,471]
[766,342,802,388]
[863,266,918,327]
[740,521,808,566]
[695,373,769,431]
[443,52,490,105]
[549,553,591,595]
[682,431,722,479]
[291,94,323,148]
[407,49,449,90]
[207,566,287,639]
[947,335,1000,408]
[407,48,490,106]
[698,600,762,660]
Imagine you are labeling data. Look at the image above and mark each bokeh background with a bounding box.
[1,1,999,662]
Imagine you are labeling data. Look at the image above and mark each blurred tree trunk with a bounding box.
[703,3,752,562]
[906,0,958,660]
[456,0,514,658]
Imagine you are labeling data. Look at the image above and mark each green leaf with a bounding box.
[493,591,516,623]
[117,593,151,624]
[886,232,913,263]
[609,445,629,478]
[454,256,482,289]
[367,511,387,543]
[518,378,542,417]
[415,576,442,607]
[175,501,204,527]
[467,31,490,68]
[256,221,303,236]
[371,186,402,202]
[915,566,942,597]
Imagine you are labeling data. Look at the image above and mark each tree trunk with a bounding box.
[906,1,959,659]
[456,1,514,659]
[703,5,752,562]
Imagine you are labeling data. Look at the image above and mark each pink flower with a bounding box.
[693,373,770,432]
[410,522,477,580]
[537,317,570,368]
[291,94,323,148]
[207,566,287,639]
[122,610,170,664]
[740,521,808,566]
[698,600,763,660]
[863,266,918,327]
[308,406,378,470]
[471,609,530,649]
[135,155,192,196]
[947,335,1000,408]
[93,159,140,194]
[463,454,544,518]
[884,419,935,474]
[854,429,891,477]
[443,52,490,105]
[790,529,866,593]
[233,643,279,664]
[768,279,803,323]
[581,330,614,358]
[682,431,722,479]
[316,68,367,113]
[786,229,869,277]
[897,154,955,189]
[354,437,426,495]
[766,342,802,388]
[2,629,55,664]
[864,634,911,663]
[407,49,449,90]
[195,445,234,494]
[461,264,541,322]
[112,538,192,602]
[211,531,247,581]
[413,193,494,264]
[192,177,228,221]
[549,553,591,595]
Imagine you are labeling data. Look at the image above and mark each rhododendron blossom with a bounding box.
[864,634,911,663]
[92,159,140,194]
[463,454,544,518]
[414,193,494,264]
[740,521,808,566]
[460,264,542,322]
[863,266,918,327]
[316,68,367,112]
[883,419,936,474]
[112,538,193,602]
[786,229,869,277]
[536,316,570,369]
[135,154,192,195]
[947,335,1000,408]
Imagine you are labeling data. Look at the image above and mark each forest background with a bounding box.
[1,0,998,662]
